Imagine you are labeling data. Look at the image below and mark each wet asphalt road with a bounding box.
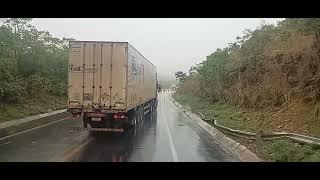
[0,91,239,162]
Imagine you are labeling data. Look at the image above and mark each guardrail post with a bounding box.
[256,130,263,156]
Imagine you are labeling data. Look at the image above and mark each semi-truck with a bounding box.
[67,41,158,131]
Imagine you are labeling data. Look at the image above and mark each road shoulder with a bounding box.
[169,95,261,162]
[0,109,68,139]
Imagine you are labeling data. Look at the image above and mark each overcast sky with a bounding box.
[32,18,283,80]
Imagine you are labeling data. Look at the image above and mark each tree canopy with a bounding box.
[0,18,74,103]
[175,18,320,108]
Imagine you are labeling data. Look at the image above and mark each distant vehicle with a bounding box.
[67,41,158,131]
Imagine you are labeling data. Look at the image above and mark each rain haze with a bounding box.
[32,18,282,81]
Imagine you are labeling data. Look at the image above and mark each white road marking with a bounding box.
[0,117,70,141]
[161,94,179,162]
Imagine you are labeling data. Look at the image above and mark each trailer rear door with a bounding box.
[68,41,127,110]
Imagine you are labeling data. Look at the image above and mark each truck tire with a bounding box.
[83,113,88,128]
[150,102,153,112]
[136,108,141,124]
[138,106,141,123]
[138,106,143,123]
[128,109,137,127]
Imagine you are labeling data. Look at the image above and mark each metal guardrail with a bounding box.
[198,112,320,146]
[170,96,320,146]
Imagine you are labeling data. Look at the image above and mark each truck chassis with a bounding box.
[68,98,157,132]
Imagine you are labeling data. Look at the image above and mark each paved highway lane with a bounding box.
[0,91,239,162]
[0,116,89,162]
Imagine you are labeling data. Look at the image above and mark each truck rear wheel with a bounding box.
[141,107,145,121]
[149,102,153,112]
[128,109,138,127]
[138,106,144,123]
[83,113,88,128]
[151,101,155,112]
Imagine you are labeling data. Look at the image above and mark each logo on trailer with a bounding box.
[69,64,83,72]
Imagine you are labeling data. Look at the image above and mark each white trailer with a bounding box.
[67,41,158,130]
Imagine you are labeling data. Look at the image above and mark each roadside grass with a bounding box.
[260,139,320,162]
[172,92,320,162]
[0,94,67,123]
[172,93,258,132]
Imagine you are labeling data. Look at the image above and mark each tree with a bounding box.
[175,71,187,83]
[189,64,199,77]
[176,18,320,108]
[1,18,33,60]
[0,18,74,102]
[1,18,32,35]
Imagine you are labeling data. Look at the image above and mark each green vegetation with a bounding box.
[175,18,320,135]
[174,71,187,83]
[173,92,320,161]
[173,19,320,161]
[0,18,73,121]
[261,139,320,162]
[0,94,66,123]
[172,93,258,132]
[176,18,320,108]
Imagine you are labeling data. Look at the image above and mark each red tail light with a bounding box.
[72,113,81,118]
